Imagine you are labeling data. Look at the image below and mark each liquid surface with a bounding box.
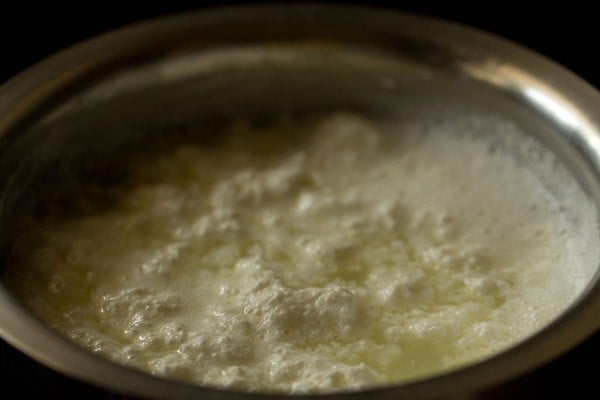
[7,113,581,393]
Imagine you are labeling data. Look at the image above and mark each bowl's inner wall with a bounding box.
[0,44,599,383]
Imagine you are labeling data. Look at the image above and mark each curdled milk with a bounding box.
[6,113,583,393]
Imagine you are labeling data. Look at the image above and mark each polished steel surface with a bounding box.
[1,4,600,399]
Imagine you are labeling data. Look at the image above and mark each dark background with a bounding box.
[1,1,598,398]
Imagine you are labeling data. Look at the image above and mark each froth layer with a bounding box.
[7,113,584,393]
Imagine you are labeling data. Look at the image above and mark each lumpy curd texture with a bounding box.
[8,114,580,393]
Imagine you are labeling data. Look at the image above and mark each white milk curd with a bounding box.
[7,113,584,393]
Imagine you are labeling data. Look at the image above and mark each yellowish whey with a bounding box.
[7,113,582,393]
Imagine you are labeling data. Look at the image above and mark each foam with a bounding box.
[5,112,589,393]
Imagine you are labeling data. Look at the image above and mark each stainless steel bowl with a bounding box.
[1,4,600,399]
